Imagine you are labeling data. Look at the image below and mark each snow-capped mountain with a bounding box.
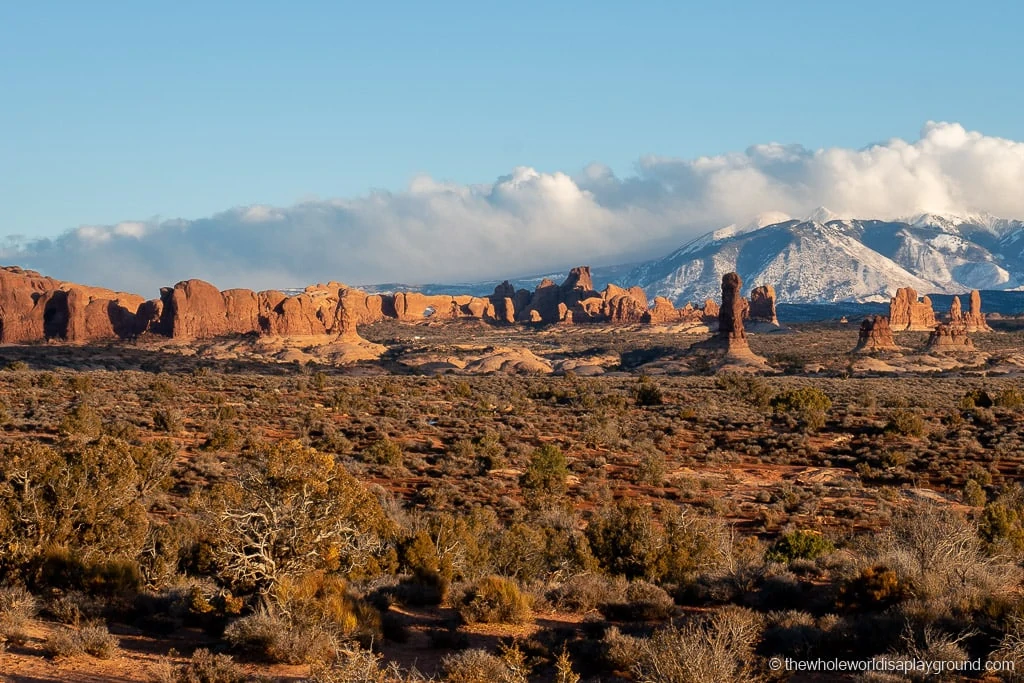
[626,211,1024,304]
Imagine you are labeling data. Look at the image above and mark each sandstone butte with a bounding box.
[748,285,779,325]
[0,265,727,344]
[926,323,975,351]
[888,287,938,331]
[948,291,992,333]
[887,287,991,334]
[853,315,899,353]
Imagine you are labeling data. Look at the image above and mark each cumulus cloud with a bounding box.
[5,121,1024,294]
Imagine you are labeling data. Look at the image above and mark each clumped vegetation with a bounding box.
[1,323,1024,680]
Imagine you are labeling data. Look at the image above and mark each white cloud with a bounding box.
[5,121,1024,294]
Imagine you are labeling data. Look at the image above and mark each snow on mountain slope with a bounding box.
[626,214,1024,304]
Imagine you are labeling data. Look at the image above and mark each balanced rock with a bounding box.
[854,315,899,352]
[889,287,937,331]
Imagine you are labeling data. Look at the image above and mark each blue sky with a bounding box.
[3,0,1022,241]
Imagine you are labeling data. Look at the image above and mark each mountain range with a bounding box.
[361,211,1024,306]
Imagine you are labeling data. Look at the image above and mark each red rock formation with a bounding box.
[963,290,991,332]
[949,296,963,325]
[926,323,974,351]
[0,264,778,346]
[854,315,899,352]
[889,287,937,331]
[748,285,779,325]
[702,299,719,319]
[686,272,768,367]
[602,284,647,323]
[0,267,146,343]
[718,272,747,348]
[520,278,561,323]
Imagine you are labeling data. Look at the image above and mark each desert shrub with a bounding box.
[716,373,774,409]
[765,530,835,564]
[363,437,403,466]
[519,444,569,503]
[441,648,523,683]
[549,573,626,613]
[991,617,1024,682]
[634,376,664,407]
[586,500,663,580]
[225,570,382,663]
[995,387,1024,409]
[0,438,151,578]
[979,499,1024,551]
[224,609,335,664]
[636,449,667,486]
[45,621,118,659]
[59,401,102,441]
[886,410,925,437]
[889,625,971,681]
[153,408,183,434]
[202,440,395,592]
[309,645,410,683]
[156,648,247,683]
[600,580,675,621]
[629,606,764,683]
[0,585,37,647]
[837,565,907,612]
[399,529,448,603]
[963,479,986,507]
[658,507,739,585]
[273,571,381,643]
[771,387,831,431]
[202,425,239,452]
[458,576,531,625]
[554,647,580,683]
[959,389,994,409]
[875,505,1020,609]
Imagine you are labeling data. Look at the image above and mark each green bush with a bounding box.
[770,387,831,431]
[363,437,403,466]
[886,409,925,437]
[586,501,664,580]
[519,444,568,503]
[765,530,834,564]
[634,376,663,407]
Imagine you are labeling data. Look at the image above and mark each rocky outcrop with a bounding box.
[854,315,899,352]
[642,297,715,324]
[601,284,647,323]
[703,299,719,318]
[926,323,974,351]
[949,296,963,325]
[748,285,778,325]
[0,264,787,346]
[964,290,991,332]
[686,272,768,368]
[889,287,937,331]
[0,267,146,343]
[718,273,747,348]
